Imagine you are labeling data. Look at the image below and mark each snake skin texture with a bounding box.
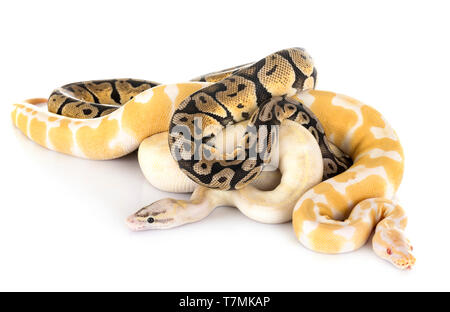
[169,48,350,190]
[291,90,414,269]
[12,48,352,190]
[10,48,414,269]
[48,79,159,118]
[128,90,415,270]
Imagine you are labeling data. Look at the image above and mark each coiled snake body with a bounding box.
[11,48,414,269]
[130,90,414,269]
[169,48,351,190]
[15,48,351,190]
[48,79,159,119]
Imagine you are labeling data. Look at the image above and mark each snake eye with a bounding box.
[147,217,155,224]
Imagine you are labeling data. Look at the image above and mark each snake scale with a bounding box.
[11,47,414,269]
[47,79,159,119]
[42,48,351,191]
[169,48,351,190]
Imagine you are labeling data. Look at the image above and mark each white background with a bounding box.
[1,0,449,291]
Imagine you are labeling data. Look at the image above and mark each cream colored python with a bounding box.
[128,90,415,270]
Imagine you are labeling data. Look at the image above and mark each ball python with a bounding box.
[10,48,414,269]
[12,82,208,159]
[290,90,414,269]
[11,48,351,191]
[131,120,323,226]
[128,90,415,270]
[169,48,351,190]
[47,79,159,119]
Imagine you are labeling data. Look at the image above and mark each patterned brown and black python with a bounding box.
[169,48,352,190]
[46,66,254,120]
[44,48,352,190]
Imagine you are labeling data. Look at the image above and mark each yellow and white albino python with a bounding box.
[11,48,414,269]
[290,90,414,269]
[128,90,415,270]
[11,82,208,160]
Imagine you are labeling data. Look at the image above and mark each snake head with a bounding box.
[126,198,182,231]
[373,227,416,270]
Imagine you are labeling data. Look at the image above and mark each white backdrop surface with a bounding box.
[0,0,449,291]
